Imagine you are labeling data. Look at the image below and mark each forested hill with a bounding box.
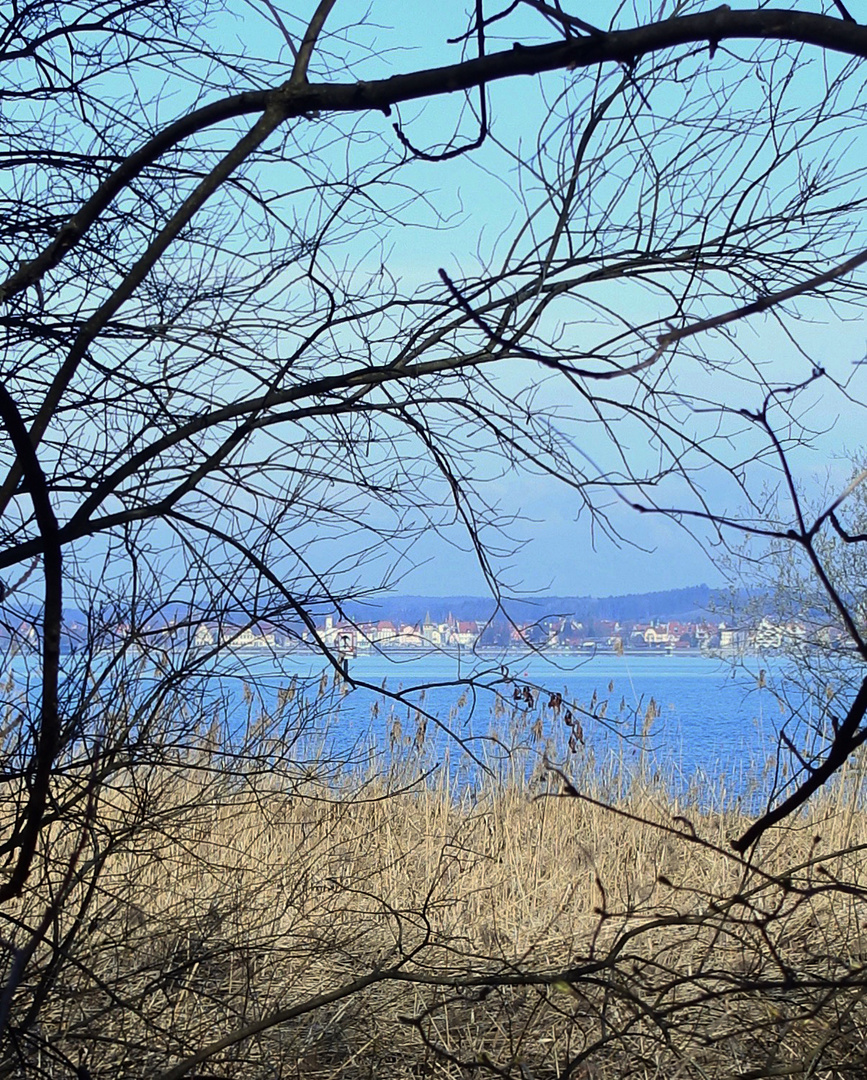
[342,585,722,627]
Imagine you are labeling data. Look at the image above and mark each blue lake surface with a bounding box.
[181,649,840,810]
[35,644,849,811]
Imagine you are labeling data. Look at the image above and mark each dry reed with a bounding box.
[5,734,867,1080]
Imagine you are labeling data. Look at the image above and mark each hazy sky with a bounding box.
[217,2,867,599]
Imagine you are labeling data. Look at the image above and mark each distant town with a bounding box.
[2,585,842,657]
[189,611,832,656]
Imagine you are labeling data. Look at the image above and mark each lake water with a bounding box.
[193,649,839,811]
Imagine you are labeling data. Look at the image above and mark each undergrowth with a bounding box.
[5,728,867,1080]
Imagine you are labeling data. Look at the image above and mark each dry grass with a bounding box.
[6,740,867,1079]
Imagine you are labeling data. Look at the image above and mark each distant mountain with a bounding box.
[339,585,723,627]
[15,586,735,647]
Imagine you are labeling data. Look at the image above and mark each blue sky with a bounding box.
[173,3,867,597]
